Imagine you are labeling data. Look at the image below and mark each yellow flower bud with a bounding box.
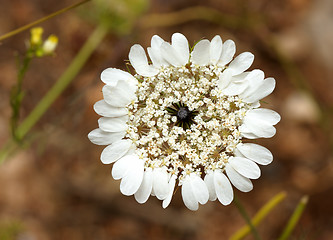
[30,27,43,46]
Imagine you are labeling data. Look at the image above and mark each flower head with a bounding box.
[88,33,280,211]
[42,34,58,55]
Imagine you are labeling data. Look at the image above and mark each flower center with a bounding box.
[166,102,198,130]
[177,107,190,121]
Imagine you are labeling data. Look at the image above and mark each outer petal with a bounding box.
[228,52,254,75]
[94,100,128,117]
[240,118,277,139]
[214,171,234,205]
[162,174,177,208]
[88,128,125,145]
[210,35,223,64]
[218,69,233,90]
[111,154,139,180]
[119,159,144,196]
[246,108,281,125]
[222,79,248,96]
[151,35,165,49]
[219,39,236,66]
[135,168,153,203]
[244,69,265,88]
[98,116,128,132]
[100,139,132,164]
[239,131,259,139]
[236,143,273,165]
[160,33,189,66]
[191,39,210,66]
[182,175,198,211]
[225,164,253,192]
[181,173,209,210]
[147,35,168,67]
[152,167,169,200]
[129,44,159,77]
[242,77,276,103]
[100,68,137,86]
[171,33,189,65]
[240,109,280,138]
[190,174,209,205]
[204,171,217,201]
[102,80,136,107]
[229,157,261,179]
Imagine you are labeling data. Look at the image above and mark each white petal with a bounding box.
[226,164,253,192]
[251,101,261,108]
[111,154,139,180]
[100,68,136,86]
[210,35,223,64]
[204,171,217,201]
[102,81,136,107]
[190,173,209,205]
[162,175,177,209]
[249,108,281,125]
[147,47,163,68]
[236,143,273,165]
[151,35,165,48]
[240,108,280,138]
[218,69,233,90]
[119,158,144,196]
[214,171,234,205]
[240,119,277,138]
[222,79,248,96]
[152,168,169,200]
[219,39,235,66]
[239,131,259,139]
[100,139,132,164]
[246,69,265,86]
[148,35,168,66]
[191,39,210,66]
[88,128,125,145]
[181,175,198,211]
[243,77,276,103]
[229,157,261,179]
[160,42,180,66]
[94,100,128,117]
[129,44,158,77]
[160,42,184,67]
[228,52,254,75]
[171,33,189,65]
[135,168,153,203]
[98,116,128,132]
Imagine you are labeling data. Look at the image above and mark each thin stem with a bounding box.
[0,0,92,42]
[15,24,108,141]
[10,51,33,141]
[139,6,256,29]
[230,192,286,240]
[0,24,108,163]
[233,194,262,240]
[278,195,309,240]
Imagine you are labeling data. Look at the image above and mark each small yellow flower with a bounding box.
[30,27,43,46]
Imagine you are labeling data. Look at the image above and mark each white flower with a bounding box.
[88,33,280,211]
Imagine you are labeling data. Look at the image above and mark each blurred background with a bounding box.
[0,0,333,239]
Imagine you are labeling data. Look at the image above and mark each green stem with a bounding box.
[230,191,286,240]
[15,24,108,140]
[0,24,108,163]
[233,194,262,240]
[278,195,309,240]
[10,51,33,141]
[0,0,92,42]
